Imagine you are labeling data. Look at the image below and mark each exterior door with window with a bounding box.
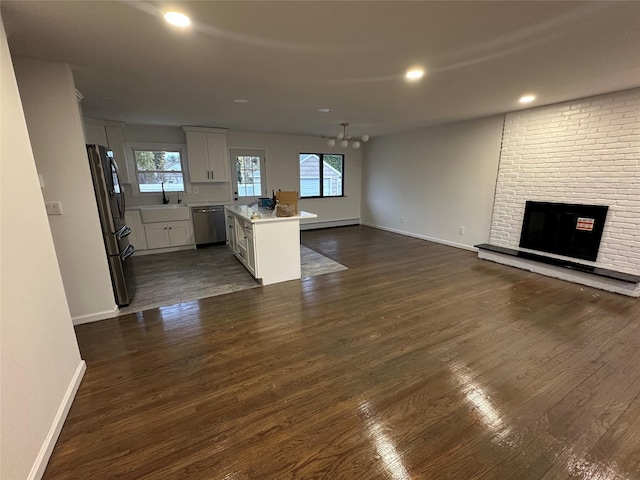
[231,149,266,205]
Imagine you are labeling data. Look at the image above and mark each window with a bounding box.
[299,153,344,198]
[133,149,184,193]
[231,149,266,199]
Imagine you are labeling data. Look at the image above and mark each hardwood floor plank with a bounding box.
[42,226,640,479]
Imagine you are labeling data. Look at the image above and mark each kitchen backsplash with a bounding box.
[123,183,233,207]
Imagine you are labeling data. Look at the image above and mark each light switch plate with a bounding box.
[45,201,63,215]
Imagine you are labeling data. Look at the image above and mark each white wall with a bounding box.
[14,58,117,324]
[361,116,504,249]
[1,17,85,480]
[227,131,361,227]
[110,123,362,226]
[122,124,233,206]
[490,88,640,275]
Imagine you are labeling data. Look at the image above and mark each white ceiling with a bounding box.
[2,1,639,139]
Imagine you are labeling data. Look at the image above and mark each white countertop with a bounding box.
[187,202,234,208]
[128,201,233,209]
[225,205,317,223]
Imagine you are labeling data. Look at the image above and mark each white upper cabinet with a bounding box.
[83,119,130,184]
[183,126,229,183]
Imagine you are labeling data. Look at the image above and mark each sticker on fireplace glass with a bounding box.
[576,217,595,231]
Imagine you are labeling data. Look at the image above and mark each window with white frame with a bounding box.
[132,148,185,193]
[299,153,344,198]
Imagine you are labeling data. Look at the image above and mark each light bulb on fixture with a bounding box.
[321,123,370,150]
[164,11,191,27]
[405,68,425,80]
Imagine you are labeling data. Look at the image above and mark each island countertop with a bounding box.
[224,205,317,224]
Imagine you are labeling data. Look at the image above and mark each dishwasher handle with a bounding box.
[192,207,223,214]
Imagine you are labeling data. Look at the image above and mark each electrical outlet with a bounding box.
[458,226,465,235]
[193,187,199,194]
[400,216,405,224]
[45,201,63,215]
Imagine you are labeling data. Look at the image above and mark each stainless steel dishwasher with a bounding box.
[191,206,227,247]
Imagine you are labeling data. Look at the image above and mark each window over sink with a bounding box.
[131,146,185,194]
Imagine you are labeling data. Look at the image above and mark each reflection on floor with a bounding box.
[119,244,347,315]
[300,244,348,277]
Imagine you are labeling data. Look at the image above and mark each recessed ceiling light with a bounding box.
[519,95,536,104]
[164,11,191,27]
[234,98,248,104]
[405,68,425,81]
[318,108,330,113]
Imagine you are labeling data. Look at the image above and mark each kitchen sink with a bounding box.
[139,204,190,223]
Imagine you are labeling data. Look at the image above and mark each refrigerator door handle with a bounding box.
[120,244,135,261]
[109,156,126,219]
[120,172,126,219]
[116,225,131,239]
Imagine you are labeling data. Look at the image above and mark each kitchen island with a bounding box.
[224,205,317,285]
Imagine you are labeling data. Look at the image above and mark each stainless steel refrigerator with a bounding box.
[87,144,135,307]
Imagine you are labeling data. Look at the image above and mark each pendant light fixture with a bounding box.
[322,123,370,149]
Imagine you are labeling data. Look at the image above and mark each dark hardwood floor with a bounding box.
[44,226,640,479]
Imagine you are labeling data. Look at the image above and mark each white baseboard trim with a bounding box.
[478,250,640,297]
[300,218,360,230]
[72,306,118,326]
[29,360,86,480]
[361,222,478,252]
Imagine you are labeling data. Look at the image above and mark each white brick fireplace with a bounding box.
[486,88,640,295]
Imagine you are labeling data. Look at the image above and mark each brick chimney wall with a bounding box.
[489,88,640,275]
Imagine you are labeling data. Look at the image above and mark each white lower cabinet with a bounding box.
[237,221,256,275]
[225,206,317,285]
[144,221,193,249]
[231,217,255,274]
[246,234,256,275]
[226,213,237,253]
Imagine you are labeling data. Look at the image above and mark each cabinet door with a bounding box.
[226,213,237,253]
[168,220,193,246]
[105,126,129,184]
[246,234,256,275]
[207,133,230,182]
[144,223,170,249]
[185,131,210,182]
[235,220,247,249]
